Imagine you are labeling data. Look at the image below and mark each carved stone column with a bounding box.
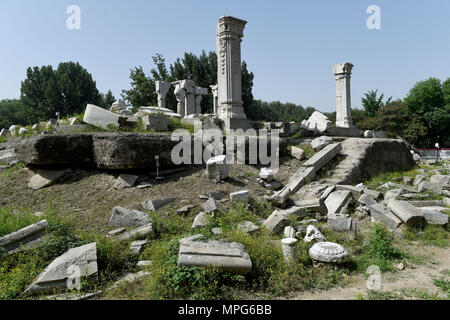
[216,16,249,130]
[210,84,219,115]
[333,63,354,128]
[155,81,171,109]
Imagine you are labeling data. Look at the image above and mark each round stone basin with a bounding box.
[309,241,348,263]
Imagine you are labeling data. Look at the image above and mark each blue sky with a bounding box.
[0,0,449,112]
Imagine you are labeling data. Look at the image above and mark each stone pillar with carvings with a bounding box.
[216,16,249,129]
[155,81,171,109]
[210,84,219,115]
[333,63,354,128]
[194,87,208,114]
[173,81,186,117]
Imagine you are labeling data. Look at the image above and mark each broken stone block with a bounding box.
[262,207,306,234]
[419,210,449,226]
[0,128,8,136]
[444,197,450,207]
[28,169,68,190]
[384,188,403,202]
[211,228,222,236]
[301,111,332,133]
[137,260,152,269]
[237,221,260,234]
[18,128,29,135]
[321,185,336,201]
[363,188,382,200]
[309,242,348,263]
[304,225,326,243]
[113,224,154,241]
[177,205,197,215]
[0,149,17,164]
[418,181,442,194]
[259,167,275,182]
[413,175,426,187]
[407,200,444,207]
[430,175,450,187]
[107,228,126,237]
[293,198,327,215]
[0,220,48,253]
[284,226,296,238]
[325,190,352,215]
[24,243,98,296]
[403,176,413,185]
[192,212,210,228]
[206,155,229,180]
[130,240,149,256]
[328,217,356,233]
[113,174,138,190]
[142,198,177,212]
[270,166,317,204]
[291,146,305,160]
[83,104,126,130]
[281,238,298,262]
[387,200,427,228]
[142,115,171,132]
[302,143,342,170]
[202,198,220,214]
[230,190,250,203]
[265,181,282,190]
[358,194,377,207]
[109,207,150,228]
[311,136,334,151]
[336,185,363,199]
[177,235,252,274]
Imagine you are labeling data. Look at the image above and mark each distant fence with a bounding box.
[416,148,450,159]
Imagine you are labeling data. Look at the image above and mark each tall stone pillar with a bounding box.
[210,84,219,115]
[333,63,354,128]
[216,16,249,130]
[155,81,171,109]
[173,82,186,117]
[183,80,196,116]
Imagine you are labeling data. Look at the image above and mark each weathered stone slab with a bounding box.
[408,200,444,207]
[142,198,177,212]
[192,212,210,228]
[113,174,138,190]
[202,198,220,214]
[113,224,154,241]
[369,203,402,229]
[284,226,296,238]
[24,243,98,296]
[321,185,336,200]
[328,217,356,233]
[259,167,275,182]
[237,221,260,234]
[301,111,331,133]
[325,190,352,215]
[28,169,68,190]
[0,220,48,253]
[130,240,149,256]
[230,190,250,203]
[142,115,171,132]
[420,210,448,226]
[430,175,450,187]
[413,175,426,187]
[291,146,305,160]
[177,235,252,274]
[206,155,229,180]
[309,242,348,263]
[0,149,17,164]
[358,194,377,207]
[384,188,403,202]
[263,207,306,233]
[336,185,363,199]
[311,136,333,151]
[418,181,442,194]
[270,166,316,204]
[303,143,342,170]
[109,207,150,228]
[363,188,382,200]
[387,200,427,228]
[293,198,327,215]
[83,104,126,129]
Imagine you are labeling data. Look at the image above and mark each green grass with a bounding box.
[403,225,450,247]
[0,208,42,237]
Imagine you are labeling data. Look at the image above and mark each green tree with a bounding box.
[0,99,30,129]
[404,77,450,144]
[99,90,116,109]
[20,62,102,122]
[121,66,157,110]
[362,89,392,117]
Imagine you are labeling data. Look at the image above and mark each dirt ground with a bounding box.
[286,244,450,300]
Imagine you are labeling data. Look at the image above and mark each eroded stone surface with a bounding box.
[309,242,348,263]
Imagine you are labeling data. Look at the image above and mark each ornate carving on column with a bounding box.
[333,63,354,128]
[216,16,247,121]
[210,84,219,115]
[173,81,186,117]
